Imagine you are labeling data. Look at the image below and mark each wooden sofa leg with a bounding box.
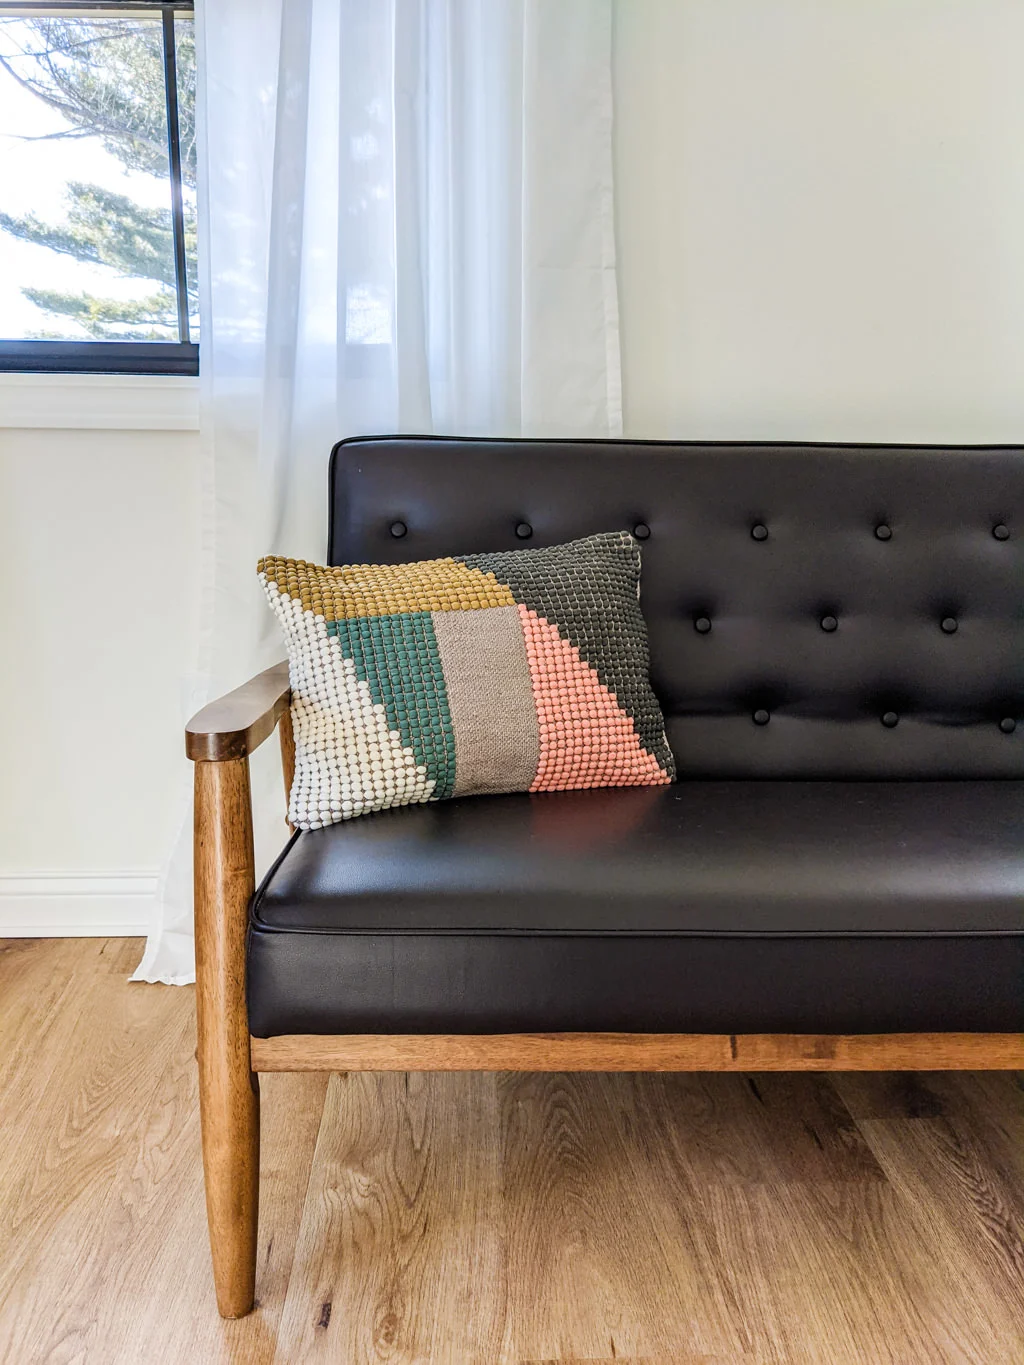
[194,758,260,1319]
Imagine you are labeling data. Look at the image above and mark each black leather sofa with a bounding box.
[186,437,1024,1317]
[250,437,1024,1038]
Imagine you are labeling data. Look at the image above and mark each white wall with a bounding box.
[0,378,201,933]
[614,0,1024,441]
[4,0,1024,932]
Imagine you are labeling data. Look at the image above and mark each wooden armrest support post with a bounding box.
[187,662,290,1318]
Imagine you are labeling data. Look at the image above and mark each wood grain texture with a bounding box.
[194,758,260,1317]
[0,942,326,1365]
[498,1070,743,1359]
[833,1071,1024,1355]
[185,661,290,761]
[631,1073,965,1361]
[274,1071,513,1364]
[4,940,1024,1364]
[251,1030,1024,1073]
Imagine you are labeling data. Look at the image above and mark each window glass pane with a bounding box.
[175,12,197,341]
[0,15,181,342]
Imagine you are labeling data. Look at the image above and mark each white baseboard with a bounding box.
[0,871,158,937]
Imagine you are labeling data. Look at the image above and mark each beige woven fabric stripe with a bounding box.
[431,604,539,796]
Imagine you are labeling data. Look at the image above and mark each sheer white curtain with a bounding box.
[134,0,621,983]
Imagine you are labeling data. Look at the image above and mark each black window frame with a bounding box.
[0,0,198,375]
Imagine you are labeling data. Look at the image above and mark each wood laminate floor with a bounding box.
[1,939,1022,1364]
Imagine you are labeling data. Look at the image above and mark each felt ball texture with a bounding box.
[259,532,675,829]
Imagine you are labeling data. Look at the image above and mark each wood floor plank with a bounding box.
[81,1022,330,1365]
[0,943,327,1365]
[621,1074,955,1364]
[833,1074,1024,1357]
[709,1176,998,1364]
[517,1356,760,1364]
[0,961,192,1363]
[628,1071,886,1189]
[499,1071,755,1362]
[98,936,150,976]
[0,938,105,1097]
[835,1067,1024,1122]
[836,1070,1024,1238]
[273,1070,512,1365]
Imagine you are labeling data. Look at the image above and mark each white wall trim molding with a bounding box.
[0,374,199,431]
[0,870,158,937]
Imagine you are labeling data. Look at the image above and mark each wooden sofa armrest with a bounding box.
[186,659,291,1317]
[185,661,291,761]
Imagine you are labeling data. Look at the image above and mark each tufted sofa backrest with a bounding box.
[328,437,1023,779]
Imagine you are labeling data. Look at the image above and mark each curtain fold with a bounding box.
[134,0,622,984]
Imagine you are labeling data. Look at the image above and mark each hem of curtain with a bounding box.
[129,970,197,987]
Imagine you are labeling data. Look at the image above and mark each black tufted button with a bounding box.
[874,523,892,541]
[993,523,1010,541]
[751,523,768,541]
[389,520,407,538]
[694,616,712,634]
[633,522,651,540]
[515,522,533,539]
[940,617,958,634]
[753,708,771,726]
[999,717,1017,734]
[881,711,899,728]
[820,614,838,633]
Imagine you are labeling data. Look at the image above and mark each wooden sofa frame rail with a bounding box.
[186,663,1024,1317]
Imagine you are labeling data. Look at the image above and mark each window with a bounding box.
[0,1,196,374]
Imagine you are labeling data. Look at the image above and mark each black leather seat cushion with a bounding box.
[247,781,1024,1037]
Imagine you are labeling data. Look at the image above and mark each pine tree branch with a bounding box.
[0,15,198,333]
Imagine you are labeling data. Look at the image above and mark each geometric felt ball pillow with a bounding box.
[258,531,676,829]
